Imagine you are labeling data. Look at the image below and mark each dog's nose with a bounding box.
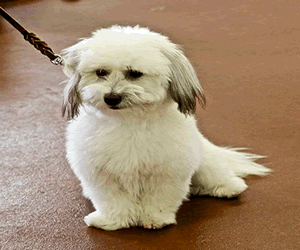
[104,93,122,106]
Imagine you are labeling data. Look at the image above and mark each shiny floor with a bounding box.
[1,0,299,249]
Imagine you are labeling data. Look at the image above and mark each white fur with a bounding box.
[62,25,271,230]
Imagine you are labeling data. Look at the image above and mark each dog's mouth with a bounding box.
[107,103,133,110]
[108,105,122,110]
[107,101,135,110]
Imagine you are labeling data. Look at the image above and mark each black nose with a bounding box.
[104,93,122,106]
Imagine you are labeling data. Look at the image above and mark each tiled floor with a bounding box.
[1,0,299,249]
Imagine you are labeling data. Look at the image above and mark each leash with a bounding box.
[0,6,63,65]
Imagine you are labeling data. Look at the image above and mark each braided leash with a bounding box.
[0,6,63,65]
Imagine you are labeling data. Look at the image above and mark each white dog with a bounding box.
[62,26,271,230]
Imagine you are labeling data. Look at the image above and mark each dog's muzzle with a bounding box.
[104,93,122,108]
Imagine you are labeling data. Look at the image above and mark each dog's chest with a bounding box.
[94,124,172,171]
[81,119,196,174]
[67,113,202,180]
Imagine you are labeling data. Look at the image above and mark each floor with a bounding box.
[1,0,299,249]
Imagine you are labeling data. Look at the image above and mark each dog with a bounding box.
[61,25,271,230]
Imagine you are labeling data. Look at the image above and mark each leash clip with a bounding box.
[51,55,64,65]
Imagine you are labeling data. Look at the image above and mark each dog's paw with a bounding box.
[84,211,129,231]
[191,177,248,198]
[139,212,176,230]
[211,177,248,198]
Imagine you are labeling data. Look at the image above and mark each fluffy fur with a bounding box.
[62,25,271,230]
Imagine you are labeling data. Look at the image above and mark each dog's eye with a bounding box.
[126,70,143,80]
[96,69,109,78]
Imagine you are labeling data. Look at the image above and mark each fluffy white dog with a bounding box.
[62,25,271,230]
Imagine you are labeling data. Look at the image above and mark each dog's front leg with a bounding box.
[139,174,190,229]
[83,177,142,231]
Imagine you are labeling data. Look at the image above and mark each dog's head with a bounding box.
[62,26,205,119]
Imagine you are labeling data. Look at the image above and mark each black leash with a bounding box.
[0,6,63,65]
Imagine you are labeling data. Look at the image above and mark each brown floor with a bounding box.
[1,0,299,249]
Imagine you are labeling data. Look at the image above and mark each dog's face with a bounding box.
[62,26,205,119]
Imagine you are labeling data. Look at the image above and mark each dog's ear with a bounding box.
[160,45,206,115]
[62,38,90,77]
[61,39,90,119]
[62,72,82,120]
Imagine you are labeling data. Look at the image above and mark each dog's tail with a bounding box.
[200,134,272,178]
